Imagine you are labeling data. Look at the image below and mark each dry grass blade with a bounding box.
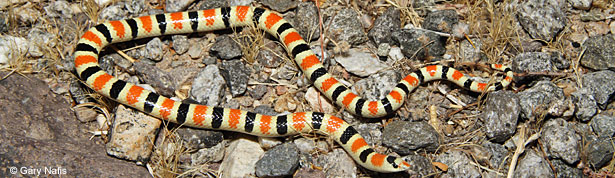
[149,126,192,178]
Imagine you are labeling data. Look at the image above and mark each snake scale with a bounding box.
[74,6,513,173]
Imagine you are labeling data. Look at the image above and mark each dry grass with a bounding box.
[148,126,192,178]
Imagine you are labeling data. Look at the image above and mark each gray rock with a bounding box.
[423,10,459,33]
[315,148,357,178]
[210,35,242,60]
[567,0,592,10]
[43,0,73,18]
[460,38,484,62]
[0,13,7,33]
[142,37,164,62]
[133,61,176,97]
[581,34,615,70]
[326,8,368,45]
[106,105,161,163]
[294,167,326,178]
[191,141,226,164]
[334,48,388,77]
[99,4,127,21]
[188,42,204,59]
[571,88,597,122]
[482,141,508,169]
[220,60,250,97]
[254,105,279,116]
[550,51,570,70]
[377,43,391,57]
[587,135,614,168]
[230,0,254,6]
[514,150,554,178]
[403,154,434,177]
[255,143,300,177]
[352,70,402,101]
[382,121,440,154]
[552,159,583,178]
[511,52,556,81]
[197,0,227,10]
[176,127,224,149]
[69,77,93,105]
[368,7,401,45]
[125,0,145,14]
[435,150,481,178]
[106,53,132,70]
[261,0,299,12]
[292,2,320,41]
[391,29,446,60]
[517,81,565,119]
[99,54,117,75]
[482,91,520,142]
[516,0,567,41]
[220,138,265,178]
[171,35,189,55]
[257,39,285,68]
[165,0,196,12]
[542,118,581,164]
[202,56,217,65]
[190,65,225,106]
[582,70,615,107]
[249,85,268,100]
[591,114,615,138]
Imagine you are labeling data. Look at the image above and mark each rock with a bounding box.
[435,150,481,178]
[220,59,250,97]
[377,43,391,58]
[191,141,226,164]
[255,143,300,177]
[291,2,319,41]
[423,9,459,33]
[586,135,614,168]
[591,114,615,138]
[259,137,283,149]
[254,105,279,116]
[552,159,583,178]
[326,8,368,45]
[517,81,565,119]
[0,72,150,177]
[516,0,566,41]
[580,34,615,70]
[460,38,484,62]
[582,70,615,107]
[315,148,357,178]
[133,61,176,97]
[0,36,28,65]
[142,37,164,62]
[210,35,242,60]
[541,118,580,164]
[567,0,592,10]
[334,48,388,77]
[256,39,285,68]
[304,87,336,114]
[197,0,227,10]
[403,154,434,177]
[188,42,204,59]
[43,0,73,18]
[511,52,556,81]
[482,91,519,143]
[368,7,401,45]
[190,65,226,106]
[294,167,326,178]
[249,85,268,100]
[382,121,440,154]
[550,51,570,70]
[352,70,402,100]
[74,107,98,123]
[230,0,253,6]
[220,138,265,178]
[482,141,508,169]
[106,105,161,163]
[391,29,446,60]
[388,46,404,61]
[202,56,217,65]
[570,88,597,121]
[165,0,196,12]
[125,0,145,14]
[171,35,189,55]
[176,127,224,149]
[100,4,129,21]
[514,150,554,178]
[261,0,299,12]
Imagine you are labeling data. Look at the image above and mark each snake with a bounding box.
[73,6,513,173]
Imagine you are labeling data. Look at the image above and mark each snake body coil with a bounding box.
[74,6,512,173]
